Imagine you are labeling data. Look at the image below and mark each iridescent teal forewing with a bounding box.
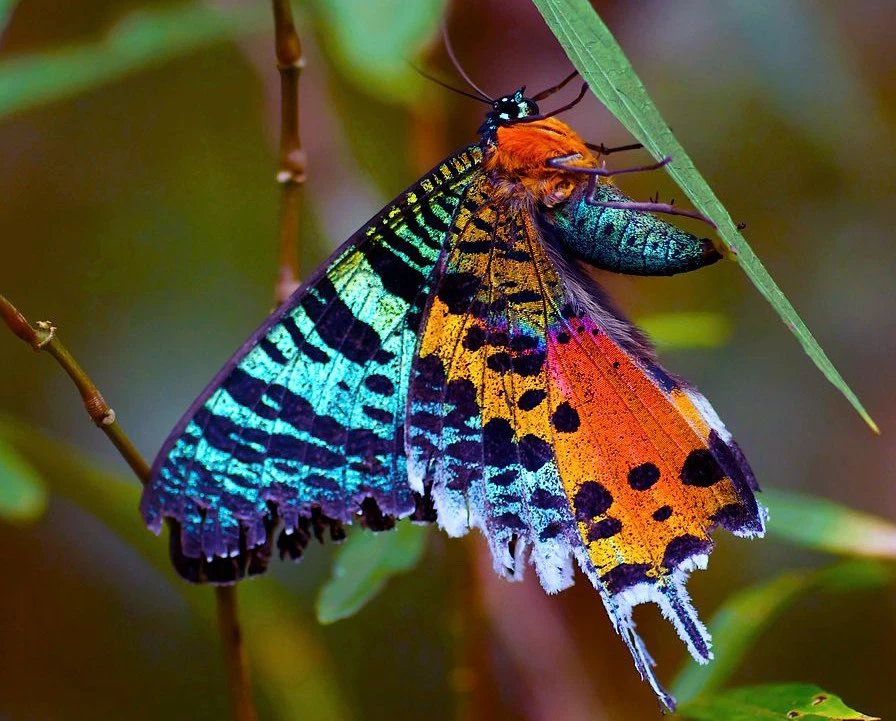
[142,146,482,582]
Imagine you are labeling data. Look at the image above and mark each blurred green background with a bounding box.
[1,1,894,719]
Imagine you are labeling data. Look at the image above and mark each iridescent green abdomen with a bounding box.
[546,184,720,276]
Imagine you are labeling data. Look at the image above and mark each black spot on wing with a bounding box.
[530,488,566,511]
[470,214,494,234]
[462,325,486,351]
[663,534,712,568]
[601,563,651,594]
[680,449,725,487]
[483,418,516,468]
[437,272,482,315]
[653,505,673,522]
[551,402,580,433]
[486,352,512,373]
[508,334,539,352]
[490,469,518,487]
[518,389,546,411]
[588,517,622,541]
[519,434,552,472]
[362,405,394,425]
[628,462,661,491]
[574,481,612,520]
[511,351,546,377]
[364,374,395,396]
[494,512,526,531]
[505,289,542,304]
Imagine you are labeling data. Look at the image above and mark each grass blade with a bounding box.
[530,0,877,432]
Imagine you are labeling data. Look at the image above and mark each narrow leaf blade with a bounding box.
[764,488,896,558]
[530,0,876,432]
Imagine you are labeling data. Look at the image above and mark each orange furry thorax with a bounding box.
[483,117,598,207]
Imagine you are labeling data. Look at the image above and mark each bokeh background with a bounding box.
[1,1,895,719]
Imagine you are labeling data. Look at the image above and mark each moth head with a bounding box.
[493,88,539,121]
[479,88,540,137]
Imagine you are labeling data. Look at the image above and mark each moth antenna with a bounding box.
[537,81,589,119]
[531,69,579,101]
[441,23,493,102]
[516,82,589,124]
[408,62,492,104]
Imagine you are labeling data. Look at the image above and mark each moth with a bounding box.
[142,71,765,709]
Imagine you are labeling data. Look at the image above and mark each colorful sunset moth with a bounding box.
[141,76,765,710]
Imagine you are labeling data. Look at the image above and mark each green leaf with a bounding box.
[764,488,896,559]
[305,0,444,104]
[671,561,890,705]
[530,0,877,433]
[638,311,731,351]
[0,416,351,721]
[677,683,879,721]
[317,519,428,624]
[0,3,270,119]
[0,437,47,522]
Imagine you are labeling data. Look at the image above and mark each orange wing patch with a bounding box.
[546,317,761,588]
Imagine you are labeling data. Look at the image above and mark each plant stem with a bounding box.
[217,585,259,721]
[0,293,259,721]
[271,0,305,306]
[0,294,150,482]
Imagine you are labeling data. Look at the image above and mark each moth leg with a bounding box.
[583,194,717,229]
[548,155,716,229]
[547,153,670,177]
[585,140,644,156]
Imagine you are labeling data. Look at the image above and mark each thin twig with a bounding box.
[0,294,150,482]
[272,0,305,306]
[0,295,259,721]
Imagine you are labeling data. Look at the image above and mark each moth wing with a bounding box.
[407,180,764,707]
[142,147,482,583]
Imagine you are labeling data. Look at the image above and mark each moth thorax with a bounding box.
[486,117,596,208]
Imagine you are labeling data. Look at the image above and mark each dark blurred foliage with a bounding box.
[1,1,894,720]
